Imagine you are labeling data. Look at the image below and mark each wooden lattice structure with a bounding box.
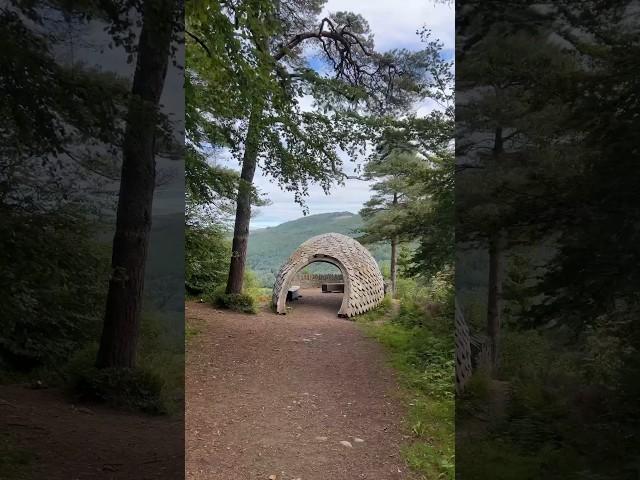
[272,233,384,317]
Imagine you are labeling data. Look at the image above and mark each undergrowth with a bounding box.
[66,311,184,415]
[357,278,455,480]
[205,270,270,314]
[210,291,258,313]
[6,311,184,416]
[455,322,640,479]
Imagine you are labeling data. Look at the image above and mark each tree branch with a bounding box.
[185,29,211,57]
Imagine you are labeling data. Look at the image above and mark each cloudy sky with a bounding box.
[53,2,453,223]
[223,0,455,229]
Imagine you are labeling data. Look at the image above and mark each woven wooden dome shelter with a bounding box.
[272,233,384,317]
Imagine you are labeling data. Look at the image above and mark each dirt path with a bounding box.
[0,385,183,479]
[186,289,415,480]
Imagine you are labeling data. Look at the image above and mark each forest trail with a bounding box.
[0,384,183,479]
[186,289,416,480]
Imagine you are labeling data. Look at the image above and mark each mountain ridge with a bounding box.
[247,211,389,286]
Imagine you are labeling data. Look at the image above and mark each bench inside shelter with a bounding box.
[287,285,301,301]
[321,283,345,293]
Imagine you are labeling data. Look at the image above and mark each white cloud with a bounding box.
[228,0,454,228]
[322,0,454,52]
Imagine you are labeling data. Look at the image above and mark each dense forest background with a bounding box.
[1,0,184,415]
[455,1,640,478]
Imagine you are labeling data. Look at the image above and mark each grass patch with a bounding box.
[356,292,454,479]
[357,294,393,322]
[0,433,34,480]
[246,287,273,305]
[185,325,201,341]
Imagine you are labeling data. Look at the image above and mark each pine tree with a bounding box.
[360,151,421,296]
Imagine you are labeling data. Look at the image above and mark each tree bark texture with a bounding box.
[96,0,175,369]
[226,105,263,294]
[390,236,398,298]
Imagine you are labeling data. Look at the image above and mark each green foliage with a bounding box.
[397,245,414,277]
[502,254,537,325]
[185,223,231,295]
[136,312,185,415]
[0,207,109,371]
[204,268,265,314]
[360,116,455,281]
[186,0,447,228]
[242,270,273,304]
[247,212,390,286]
[358,28,453,282]
[456,4,640,479]
[458,325,638,480]
[64,311,184,415]
[211,292,258,314]
[377,293,393,312]
[69,363,165,415]
[1,6,128,165]
[360,151,422,242]
[361,140,454,283]
[357,276,454,479]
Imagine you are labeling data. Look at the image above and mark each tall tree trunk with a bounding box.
[390,193,399,297]
[486,124,504,370]
[390,236,398,298]
[226,105,262,294]
[487,231,504,370]
[96,0,174,369]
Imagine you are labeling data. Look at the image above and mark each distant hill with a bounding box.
[247,211,390,286]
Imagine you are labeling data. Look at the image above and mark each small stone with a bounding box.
[268,476,277,480]
[340,440,353,448]
[354,437,364,443]
[315,436,328,441]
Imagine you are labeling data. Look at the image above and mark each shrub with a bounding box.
[65,344,164,413]
[185,224,231,295]
[0,208,109,371]
[204,269,264,313]
[358,295,454,480]
[211,291,257,314]
[70,366,166,415]
[63,311,184,416]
